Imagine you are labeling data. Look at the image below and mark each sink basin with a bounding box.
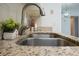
[17,38,77,46]
[16,33,78,46]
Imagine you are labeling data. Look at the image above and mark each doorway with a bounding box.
[70,16,79,37]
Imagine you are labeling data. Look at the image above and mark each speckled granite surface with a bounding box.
[0,38,79,56]
[0,33,79,56]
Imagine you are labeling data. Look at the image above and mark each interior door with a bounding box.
[70,16,75,36]
[70,16,79,37]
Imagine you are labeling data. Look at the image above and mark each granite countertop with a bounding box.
[0,33,79,56]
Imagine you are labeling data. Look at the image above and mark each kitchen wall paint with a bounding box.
[0,3,24,23]
[61,15,70,35]
[0,3,61,33]
[38,3,61,32]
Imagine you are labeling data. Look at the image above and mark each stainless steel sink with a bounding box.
[17,38,76,46]
[16,33,78,46]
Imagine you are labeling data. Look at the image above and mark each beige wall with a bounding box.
[0,3,24,23]
[0,3,61,33]
[36,3,61,32]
